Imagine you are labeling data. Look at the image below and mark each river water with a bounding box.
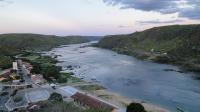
[47,42,200,112]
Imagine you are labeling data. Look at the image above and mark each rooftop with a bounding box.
[59,86,79,97]
[71,92,117,111]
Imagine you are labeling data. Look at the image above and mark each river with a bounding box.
[47,42,200,112]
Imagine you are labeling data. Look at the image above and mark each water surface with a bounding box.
[47,42,200,112]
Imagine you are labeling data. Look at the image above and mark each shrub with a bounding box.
[126,103,147,112]
[10,89,18,97]
[0,92,9,96]
[57,77,67,83]
[48,93,63,102]
[14,96,23,103]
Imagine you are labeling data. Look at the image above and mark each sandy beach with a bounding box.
[66,77,170,112]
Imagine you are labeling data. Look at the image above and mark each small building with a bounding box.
[31,75,44,84]
[13,62,18,70]
[71,92,117,112]
[0,77,6,82]
[0,69,12,78]
[22,62,33,71]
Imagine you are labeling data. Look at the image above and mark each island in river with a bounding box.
[46,42,200,112]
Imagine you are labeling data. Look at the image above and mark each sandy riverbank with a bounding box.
[66,76,170,112]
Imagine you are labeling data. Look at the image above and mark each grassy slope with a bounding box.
[97,24,200,72]
[0,34,89,51]
[0,33,89,69]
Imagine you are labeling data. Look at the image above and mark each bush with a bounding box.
[13,96,23,103]
[0,92,9,96]
[57,77,67,83]
[0,55,13,69]
[2,78,12,83]
[43,65,61,80]
[31,63,42,74]
[126,103,147,112]
[10,89,18,97]
[48,93,63,102]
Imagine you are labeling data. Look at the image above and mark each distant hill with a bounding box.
[97,24,200,72]
[0,33,90,53]
[0,33,91,69]
[83,36,102,41]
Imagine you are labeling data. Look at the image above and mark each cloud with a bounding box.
[103,0,179,13]
[179,0,200,19]
[137,19,184,25]
[103,0,200,19]
[118,25,133,28]
[0,0,13,7]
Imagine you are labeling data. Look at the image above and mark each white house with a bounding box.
[13,62,18,70]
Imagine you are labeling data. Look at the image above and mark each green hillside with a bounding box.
[0,33,89,69]
[97,24,200,72]
[0,34,89,52]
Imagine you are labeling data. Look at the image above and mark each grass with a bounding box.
[97,95,111,99]
[77,85,105,91]
[57,73,71,83]
[26,55,40,61]
[68,76,82,83]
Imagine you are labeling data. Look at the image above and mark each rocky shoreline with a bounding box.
[104,47,200,75]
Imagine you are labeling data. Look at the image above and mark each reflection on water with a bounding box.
[47,42,200,112]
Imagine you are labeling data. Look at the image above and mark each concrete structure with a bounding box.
[13,62,18,70]
[22,65,30,75]
[59,86,78,97]
[25,89,50,103]
[22,62,33,71]
[5,95,29,111]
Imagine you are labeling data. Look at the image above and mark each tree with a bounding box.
[126,103,147,112]
[43,65,61,79]
[0,55,13,69]
[30,63,42,74]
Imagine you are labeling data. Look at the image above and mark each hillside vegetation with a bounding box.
[0,33,89,69]
[97,24,200,72]
[0,34,89,52]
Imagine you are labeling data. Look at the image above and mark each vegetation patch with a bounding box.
[77,84,105,91]
[48,93,63,102]
[10,89,18,97]
[13,96,23,103]
[0,55,13,69]
[0,92,9,96]
[97,24,200,73]
[126,103,147,112]
[30,101,109,112]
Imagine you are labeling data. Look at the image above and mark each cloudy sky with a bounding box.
[0,0,200,36]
